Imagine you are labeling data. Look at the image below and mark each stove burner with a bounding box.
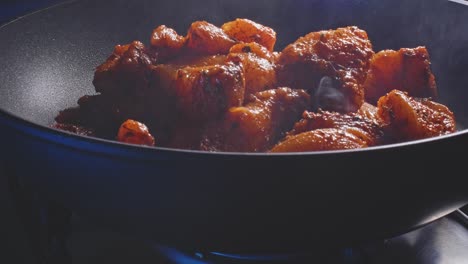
[154,245,363,264]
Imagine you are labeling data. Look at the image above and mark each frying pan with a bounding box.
[1,0,468,254]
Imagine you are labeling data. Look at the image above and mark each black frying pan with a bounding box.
[1,0,468,254]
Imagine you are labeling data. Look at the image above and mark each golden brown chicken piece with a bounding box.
[377,90,455,142]
[271,101,384,153]
[228,43,277,98]
[364,47,438,104]
[286,109,384,147]
[153,60,245,122]
[186,21,237,55]
[270,128,368,153]
[150,25,186,62]
[201,87,311,152]
[277,26,374,112]
[221,18,277,51]
[117,119,155,146]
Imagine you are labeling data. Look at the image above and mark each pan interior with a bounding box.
[0,0,467,132]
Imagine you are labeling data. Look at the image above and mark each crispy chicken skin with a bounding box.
[174,62,246,121]
[270,128,368,152]
[228,47,277,98]
[377,90,455,142]
[154,61,245,122]
[364,47,438,104]
[186,21,237,55]
[150,25,186,62]
[277,26,374,112]
[272,103,384,153]
[201,87,311,152]
[221,18,277,51]
[287,110,384,146]
[117,119,155,146]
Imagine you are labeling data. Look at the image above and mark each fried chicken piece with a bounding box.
[201,87,311,152]
[221,18,276,51]
[228,43,277,98]
[364,47,438,104]
[270,128,368,152]
[271,101,383,153]
[160,41,277,104]
[277,26,374,112]
[377,90,455,142]
[150,25,186,62]
[153,54,229,102]
[286,109,384,146]
[154,60,245,122]
[93,41,157,96]
[57,41,175,142]
[117,119,155,146]
[186,21,237,55]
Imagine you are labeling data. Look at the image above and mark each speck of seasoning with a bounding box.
[242,45,251,53]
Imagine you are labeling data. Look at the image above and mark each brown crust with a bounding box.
[364,47,438,104]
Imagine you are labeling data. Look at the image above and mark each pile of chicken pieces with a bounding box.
[54,19,456,152]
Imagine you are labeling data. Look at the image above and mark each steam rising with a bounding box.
[315,76,350,112]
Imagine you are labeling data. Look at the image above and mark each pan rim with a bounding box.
[0,0,77,30]
[1,107,466,159]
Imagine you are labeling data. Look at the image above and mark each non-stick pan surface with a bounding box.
[1,0,468,254]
